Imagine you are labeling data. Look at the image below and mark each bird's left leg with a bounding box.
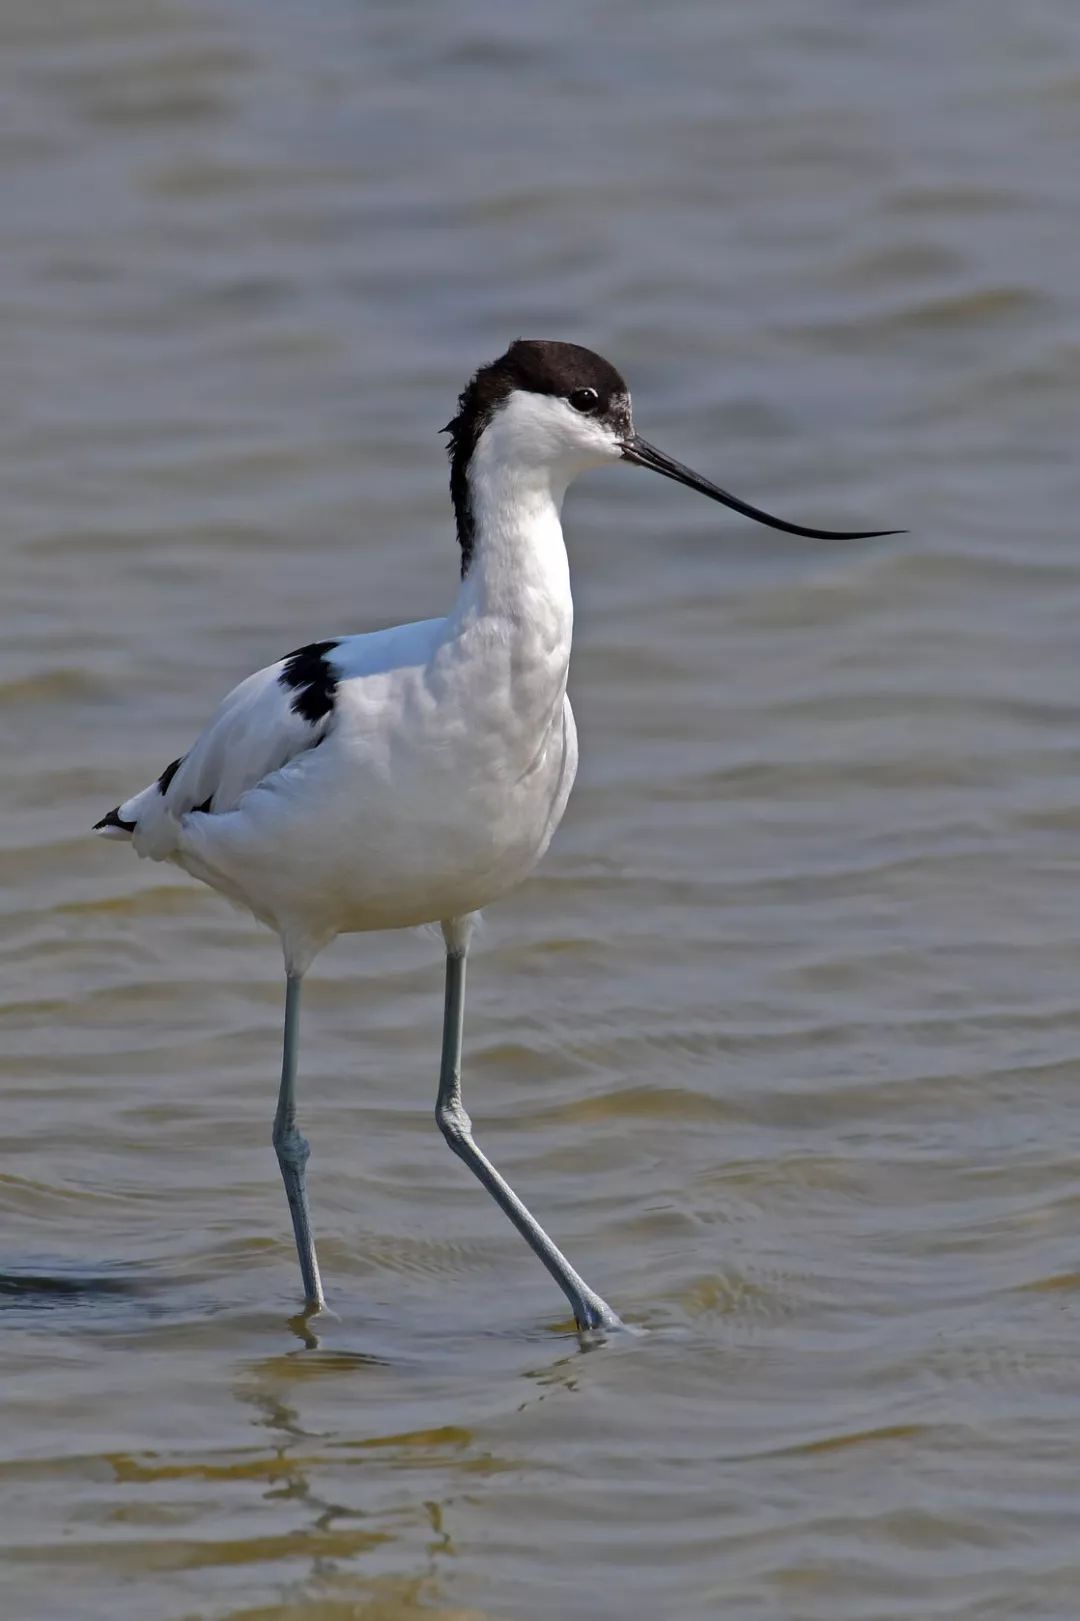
[273,973,325,1309]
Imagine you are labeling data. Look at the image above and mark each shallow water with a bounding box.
[3,2,1080,1617]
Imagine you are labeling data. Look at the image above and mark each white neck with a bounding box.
[451,425,574,652]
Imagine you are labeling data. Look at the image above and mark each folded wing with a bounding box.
[94,640,341,852]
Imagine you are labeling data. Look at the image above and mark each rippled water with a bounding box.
[3,2,1080,1617]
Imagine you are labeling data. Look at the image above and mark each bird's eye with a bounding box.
[568,387,600,414]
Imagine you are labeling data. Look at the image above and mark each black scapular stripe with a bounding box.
[279,640,339,724]
[157,756,184,794]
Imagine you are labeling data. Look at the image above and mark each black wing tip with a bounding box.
[94,807,136,832]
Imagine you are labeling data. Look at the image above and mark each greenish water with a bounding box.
[3,2,1080,1617]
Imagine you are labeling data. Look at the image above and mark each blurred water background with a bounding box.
[3,2,1080,1617]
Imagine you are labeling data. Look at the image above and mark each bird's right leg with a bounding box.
[434,947,621,1333]
[273,974,325,1309]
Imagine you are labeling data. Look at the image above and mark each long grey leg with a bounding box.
[435,949,621,1333]
[273,974,325,1309]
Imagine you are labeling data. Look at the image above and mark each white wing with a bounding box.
[95,640,341,854]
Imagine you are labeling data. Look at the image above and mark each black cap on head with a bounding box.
[446,340,627,445]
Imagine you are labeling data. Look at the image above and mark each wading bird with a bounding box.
[96,340,895,1332]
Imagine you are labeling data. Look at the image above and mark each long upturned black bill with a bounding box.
[621,434,902,540]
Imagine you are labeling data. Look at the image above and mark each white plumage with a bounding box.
[105,606,577,975]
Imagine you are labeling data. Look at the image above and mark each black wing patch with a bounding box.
[279,640,340,724]
[157,756,184,794]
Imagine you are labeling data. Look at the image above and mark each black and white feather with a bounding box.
[95,641,342,849]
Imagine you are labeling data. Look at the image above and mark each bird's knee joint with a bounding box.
[436,1099,472,1148]
[274,1125,311,1171]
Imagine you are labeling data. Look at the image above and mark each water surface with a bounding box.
[3,2,1080,1617]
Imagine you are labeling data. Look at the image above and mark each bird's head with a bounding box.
[444,339,900,574]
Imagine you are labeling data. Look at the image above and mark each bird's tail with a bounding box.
[92,783,157,841]
[93,807,136,840]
